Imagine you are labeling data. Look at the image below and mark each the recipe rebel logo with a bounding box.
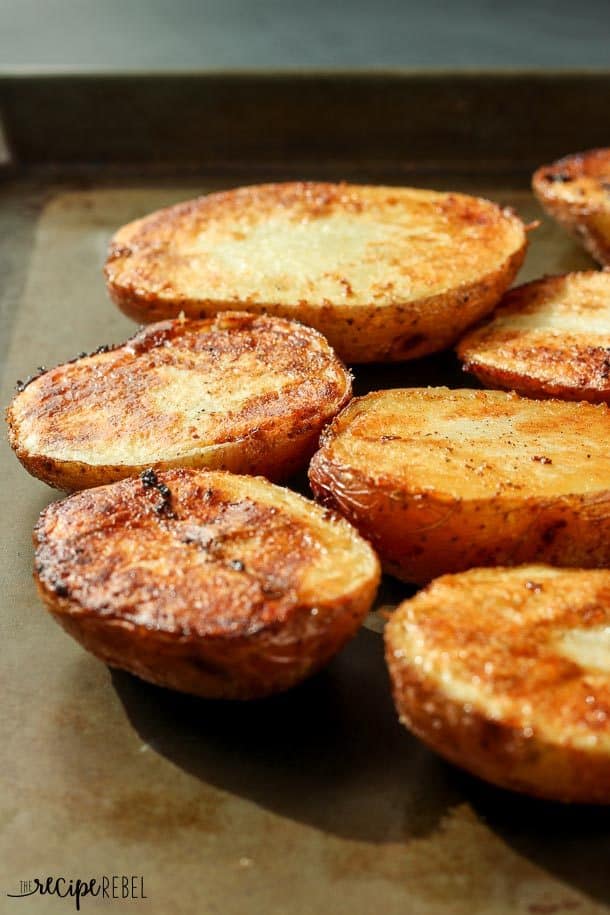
[7,875,147,909]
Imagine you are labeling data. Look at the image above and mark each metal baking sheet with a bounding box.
[1,72,609,915]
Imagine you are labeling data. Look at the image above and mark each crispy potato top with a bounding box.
[8,313,350,467]
[458,271,610,398]
[313,388,610,500]
[533,148,610,213]
[105,182,526,310]
[386,565,610,752]
[34,469,379,638]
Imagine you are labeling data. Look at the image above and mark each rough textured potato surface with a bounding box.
[105,181,527,363]
[385,565,610,803]
[34,469,380,699]
[533,148,610,266]
[309,388,610,583]
[458,271,610,401]
[7,312,351,490]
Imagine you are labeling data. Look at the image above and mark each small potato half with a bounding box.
[7,312,351,490]
[309,387,610,583]
[105,182,527,363]
[34,468,380,700]
[533,148,610,266]
[385,565,610,803]
[458,271,610,402]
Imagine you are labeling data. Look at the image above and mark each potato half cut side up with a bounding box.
[309,387,610,583]
[34,469,381,699]
[533,148,610,266]
[105,182,528,363]
[458,271,610,402]
[7,312,352,490]
[385,565,610,803]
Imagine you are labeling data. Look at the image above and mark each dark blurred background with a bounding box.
[1,0,608,70]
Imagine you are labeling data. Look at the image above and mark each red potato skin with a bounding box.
[308,389,610,584]
[309,454,610,584]
[458,271,610,403]
[7,313,352,491]
[40,588,372,701]
[108,249,527,365]
[385,566,610,803]
[105,182,528,363]
[385,643,610,804]
[33,469,380,699]
[533,149,610,266]
[458,361,610,404]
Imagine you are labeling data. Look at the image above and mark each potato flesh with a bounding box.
[108,184,525,310]
[321,388,610,500]
[34,469,381,699]
[105,182,527,363]
[7,313,351,487]
[458,272,610,399]
[309,388,610,582]
[386,565,610,754]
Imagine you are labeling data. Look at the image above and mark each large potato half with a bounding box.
[533,148,610,266]
[7,312,351,490]
[309,387,610,583]
[34,469,380,699]
[105,182,527,363]
[386,564,610,803]
[458,271,610,402]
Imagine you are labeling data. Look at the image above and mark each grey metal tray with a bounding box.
[1,72,609,915]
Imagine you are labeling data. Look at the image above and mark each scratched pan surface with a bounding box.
[1,73,609,915]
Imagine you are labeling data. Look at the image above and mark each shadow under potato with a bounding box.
[112,628,459,844]
[459,773,610,906]
[114,627,610,904]
[352,349,471,398]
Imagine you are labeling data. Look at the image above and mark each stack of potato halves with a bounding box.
[8,158,610,804]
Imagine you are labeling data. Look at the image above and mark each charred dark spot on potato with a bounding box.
[532,455,552,465]
[16,366,47,392]
[140,468,160,488]
[52,581,69,597]
[153,484,174,516]
[67,352,88,364]
[229,559,245,572]
[141,468,175,517]
[541,519,568,546]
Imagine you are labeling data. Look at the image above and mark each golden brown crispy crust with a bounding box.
[34,469,380,699]
[533,149,610,266]
[104,182,527,363]
[308,388,610,584]
[458,271,610,402]
[7,312,351,491]
[385,565,610,803]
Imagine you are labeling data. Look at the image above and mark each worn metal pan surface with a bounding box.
[1,72,609,915]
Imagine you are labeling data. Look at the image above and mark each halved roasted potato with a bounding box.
[7,312,351,490]
[105,182,527,363]
[34,468,380,699]
[533,148,610,266]
[385,564,610,803]
[458,271,610,402]
[308,388,610,583]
